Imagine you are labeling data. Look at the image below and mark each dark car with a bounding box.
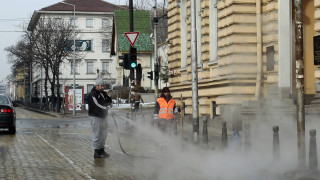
[0,94,16,134]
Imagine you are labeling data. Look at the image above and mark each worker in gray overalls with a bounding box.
[87,77,112,158]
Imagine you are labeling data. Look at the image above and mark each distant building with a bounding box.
[0,83,6,94]
[27,0,126,99]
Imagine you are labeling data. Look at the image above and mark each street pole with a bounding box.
[61,2,76,116]
[129,0,134,113]
[72,5,76,116]
[153,0,159,99]
[61,2,76,115]
[294,0,306,168]
[191,0,199,144]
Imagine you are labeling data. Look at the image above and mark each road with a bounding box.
[0,106,313,180]
[0,107,216,180]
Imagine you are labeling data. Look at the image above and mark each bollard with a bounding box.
[273,126,280,159]
[309,129,318,171]
[222,121,228,149]
[203,116,208,144]
[245,123,250,150]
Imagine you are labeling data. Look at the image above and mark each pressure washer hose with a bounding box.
[110,111,155,159]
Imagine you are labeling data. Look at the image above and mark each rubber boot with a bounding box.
[100,148,110,158]
[94,149,102,158]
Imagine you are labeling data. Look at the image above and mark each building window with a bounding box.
[196,0,202,65]
[102,61,110,74]
[210,0,218,63]
[87,84,94,94]
[71,61,79,74]
[267,46,275,71]
[180,0,187,69]
[59,65,63,74]
[102,19,110,28]
[86,19,94,28]
[53,18,62,24]
[87,62,94,74]
[71,18,78,27]
[102,39,110,52]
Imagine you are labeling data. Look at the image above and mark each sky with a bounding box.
[0,0,127,83]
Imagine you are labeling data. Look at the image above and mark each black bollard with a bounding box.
[222,121,227,149]
[309,129,318,171]
[203,116,208,144]
[273,126,280,159]
[245,123,250,151]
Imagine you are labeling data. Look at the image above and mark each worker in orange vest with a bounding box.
[154,87,181,133]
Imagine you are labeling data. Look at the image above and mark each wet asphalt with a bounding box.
[1,106,316,180]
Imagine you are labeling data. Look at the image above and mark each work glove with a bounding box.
[174,107,181,113]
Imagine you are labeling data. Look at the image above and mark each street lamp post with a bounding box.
[61,2,76,116]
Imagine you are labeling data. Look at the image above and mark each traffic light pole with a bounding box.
[153,0,159,99]
[129,0,134,85]
[295,0,306,168]
[191,0,199,144]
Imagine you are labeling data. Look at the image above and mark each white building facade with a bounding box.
[28,0,126,100]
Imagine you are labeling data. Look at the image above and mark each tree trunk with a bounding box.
[56,69,61,113]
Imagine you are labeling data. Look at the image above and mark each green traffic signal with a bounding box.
[154,71,159,80]
[130,47,137,69]
[131,62,137,68]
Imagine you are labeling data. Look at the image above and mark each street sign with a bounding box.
[124,32,140,46]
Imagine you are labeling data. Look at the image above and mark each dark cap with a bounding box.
[162,87,170,93]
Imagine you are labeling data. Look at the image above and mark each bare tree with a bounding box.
[30,17,75,112]
[124,0,167,10]
[5,35,33,101]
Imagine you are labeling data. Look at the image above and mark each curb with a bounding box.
[18,104,89,119]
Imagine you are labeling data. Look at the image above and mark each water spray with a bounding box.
[110,111,155,159]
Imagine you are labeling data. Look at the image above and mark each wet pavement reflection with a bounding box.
[0,106,303,180]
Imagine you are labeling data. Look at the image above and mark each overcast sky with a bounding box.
[0,0,126,83]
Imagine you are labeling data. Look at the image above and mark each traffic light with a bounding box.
[147,71,153,80]
[129,47,137,69]
[118,54,129,69]
[154,71,159,81]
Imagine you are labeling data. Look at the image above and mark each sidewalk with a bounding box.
[18,103,89,119]
[19,102,228,150]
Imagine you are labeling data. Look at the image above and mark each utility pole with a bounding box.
[294,0,306,168]
[129,0,134,113]
[129,0,135,85]
[191,0,199,144]
[153,0,159,98]
[61,1,76,116]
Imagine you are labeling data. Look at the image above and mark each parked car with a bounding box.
[0,94,16,134]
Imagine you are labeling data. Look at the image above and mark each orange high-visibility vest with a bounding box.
[157,97,176,120]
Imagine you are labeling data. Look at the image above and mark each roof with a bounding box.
[40,0,127,12]
[28,0,126,31]
[114,10,153,52]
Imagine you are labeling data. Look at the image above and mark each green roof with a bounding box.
[115,10,153,52]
